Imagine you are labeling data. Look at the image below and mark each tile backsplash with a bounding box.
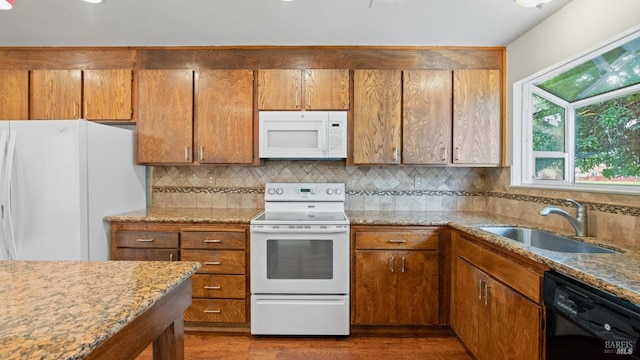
[151,162,640,252]
[151,161,487,211]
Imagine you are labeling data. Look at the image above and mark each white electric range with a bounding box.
[250,182,350,336]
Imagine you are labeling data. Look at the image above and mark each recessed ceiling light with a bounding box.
[515,0,553,8]
[83,0,103,3]
[0,0,15,10]
[370,0,404,7]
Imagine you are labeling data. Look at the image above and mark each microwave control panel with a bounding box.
[327,112,347,158]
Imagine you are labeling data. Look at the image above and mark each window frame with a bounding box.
[512,29,640,195]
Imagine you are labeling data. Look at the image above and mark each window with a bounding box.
[514,32,640,193]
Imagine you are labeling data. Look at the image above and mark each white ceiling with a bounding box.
[0,0,571,47]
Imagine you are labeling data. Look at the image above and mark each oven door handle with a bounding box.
[251,227,349,234]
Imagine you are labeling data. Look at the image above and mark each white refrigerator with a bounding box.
[0,120,146,261]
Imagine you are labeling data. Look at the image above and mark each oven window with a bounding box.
[266,239,333,279]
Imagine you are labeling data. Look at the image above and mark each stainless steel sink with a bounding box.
[478,226,616,254]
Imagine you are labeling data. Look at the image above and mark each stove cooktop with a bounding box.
[251,211,349,224]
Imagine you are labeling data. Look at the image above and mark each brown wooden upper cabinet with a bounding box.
[453,69,501,165]
[195,70,254,164]
[403,70,453,165]
[30,69,132,121]
[353,70,402,164]
[137,69,255,165]
[258,69,349,110]
[0,70,29,120]
[137,69,194,165]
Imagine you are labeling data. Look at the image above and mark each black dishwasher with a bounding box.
[544,271,640,359]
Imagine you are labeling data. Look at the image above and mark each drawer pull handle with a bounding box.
[204,285,221,290]
[136,238,154,242]
[388,239,407,243]
[204,309,221,314]
[204,239,221,243]
[204,261,221,265]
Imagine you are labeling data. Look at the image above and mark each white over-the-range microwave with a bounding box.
[259,111,347,159]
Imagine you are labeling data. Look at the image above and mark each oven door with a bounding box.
[250,226,350,294]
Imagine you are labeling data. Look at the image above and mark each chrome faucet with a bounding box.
[539,199,588,237]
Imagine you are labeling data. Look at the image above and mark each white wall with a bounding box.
[505,0,640,164]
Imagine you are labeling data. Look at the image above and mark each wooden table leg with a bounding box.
[153,316,185,360]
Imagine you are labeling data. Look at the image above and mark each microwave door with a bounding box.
[260,120,327,158]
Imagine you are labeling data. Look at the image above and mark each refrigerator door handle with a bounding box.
[4,130,17,259]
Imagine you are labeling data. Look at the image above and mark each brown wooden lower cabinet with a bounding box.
[110,222,249,329]
[185,299,246,323]
[352,226,442,326]
[451,231,546,360]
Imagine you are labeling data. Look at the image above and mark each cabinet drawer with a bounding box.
[181,231,246,250]
[181,250,246,274]
[456,235,542,304]
[356,230,439,250]
[112,248,178,261]
[192,274,246,299]
[114,231,179,248]
[185,299,246,323]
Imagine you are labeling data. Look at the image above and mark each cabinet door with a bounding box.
[0,70,29,120]
[137,70,193,164]
[195,70,254,164]
[395,251,439,324]
[353,70,402,164]
[303,69,349,110]
[403,70,452,164]
[453,69,501,165]
[30,70,82,119]
[83,69,132,120]
[451,257,484,357]
[258,69,302,110]
[486,276,541,360]
[354,250,397,324]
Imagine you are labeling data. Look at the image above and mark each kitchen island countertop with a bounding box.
[0,260,200,360]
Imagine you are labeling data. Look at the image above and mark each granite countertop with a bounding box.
[105,208,640,306]
[104,207,262,224]
[348,210,640,305]
[0,260,200,360]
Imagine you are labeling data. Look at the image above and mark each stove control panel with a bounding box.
[265,183,345,202]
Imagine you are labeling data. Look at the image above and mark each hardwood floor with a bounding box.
[136,333,472,360]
